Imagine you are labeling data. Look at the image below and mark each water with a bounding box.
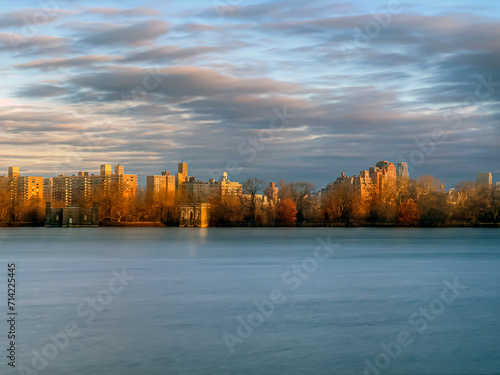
[0,228,499,375]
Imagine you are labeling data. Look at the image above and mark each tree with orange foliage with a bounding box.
[276,198,297,226]
[397,198,421,226]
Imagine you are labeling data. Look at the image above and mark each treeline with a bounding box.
[229,176,499,227]
[1,176,499,227]
[320,176,499,227]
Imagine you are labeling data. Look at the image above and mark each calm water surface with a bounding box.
[0,228,499,375]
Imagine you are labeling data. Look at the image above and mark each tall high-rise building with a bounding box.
[147,175,166,201]
[476,173,492,188]
[43,178,53,203]
[266,182,279,202]
[116,172,137,200]
[147,170,175,202]
[397,162,410,180]
[2,168,43,203]
[8,167,19,178]
[16,176,43,201]
[176,162,189,189]
[53,164,136,206]
[335,161,396,199]
[100,164,112,176]
[115,164,124,176]
[178,162,188,176]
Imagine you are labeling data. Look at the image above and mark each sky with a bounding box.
[0,0,499,189]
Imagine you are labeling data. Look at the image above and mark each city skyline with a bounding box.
[1,160,497,191]
[0,1,499,188]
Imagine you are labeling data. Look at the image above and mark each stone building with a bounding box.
[179,203,210,228]
[45,202,99,227]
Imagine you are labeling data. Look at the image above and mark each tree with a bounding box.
[262,184,279,226]
[410,175,443,222]
[276,198,297,226]
[210,195,243,226]
[322,182,361,225]
[484,186,500,223]
[397,199,421,226]
[0,181,12,222]
[241,177,265,225]
[452,180,486,224]
[128,187,155,223]
[279,181,315,224]
[94,180,133,223]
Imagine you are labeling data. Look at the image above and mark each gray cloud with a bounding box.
[15,84,68,98]
[120,45,226,63]
[0,8,74,28]
[15,55,119,70]
[83,7,161,18]
[194,1,358,21]
[0,33,71,55]
[175,23,220,33]
[76,20,169,46]
[68,66,301,98]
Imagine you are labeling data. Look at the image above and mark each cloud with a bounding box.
[0,33,70,55]
[15,84,68,98]
[0,8,74,28]
[195,1,358,20]
[120,45,227,63]
[75,20,169,46]
[68,66,301,98]
[15,55,119,71]
[0,107,89,132]
[83,7,161,18]
[175,23,220,33]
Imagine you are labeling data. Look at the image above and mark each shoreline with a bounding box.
[1,223,499,228]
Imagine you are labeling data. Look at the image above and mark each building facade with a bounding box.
[334,161,398,199]
[179,203,210,227]
[146,170,177,202]
[45,202,99,227]
[52,164,137,207]
[477,173,492,188]
[0,167,43,204]
[397,162,410,180]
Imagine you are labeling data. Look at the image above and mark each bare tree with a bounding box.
[279,181,315,224]
[322,182,361,225]
[241,177,265,225]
